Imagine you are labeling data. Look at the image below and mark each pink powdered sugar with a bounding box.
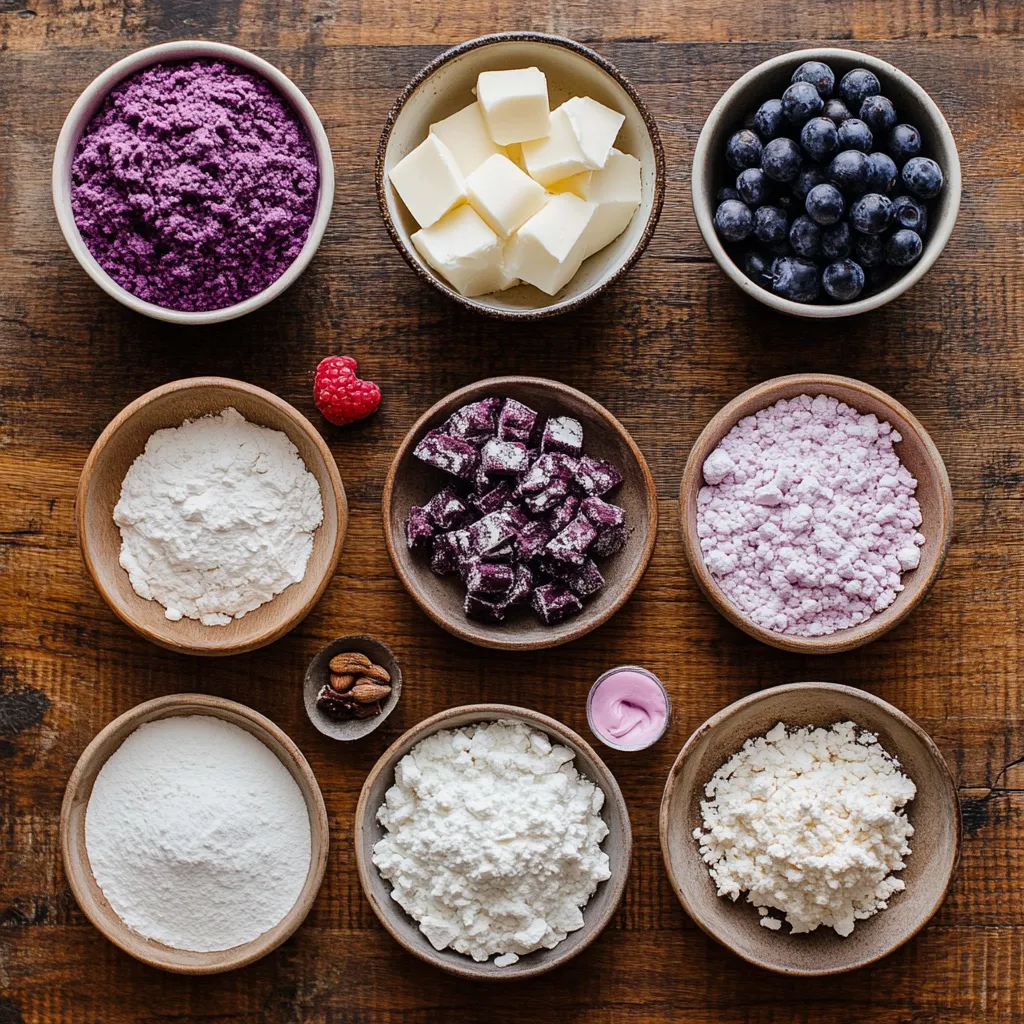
[696,394,925,637]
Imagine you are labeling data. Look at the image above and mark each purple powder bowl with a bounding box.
[53,41,334,324]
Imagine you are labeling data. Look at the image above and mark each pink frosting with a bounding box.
[589,670,667,749]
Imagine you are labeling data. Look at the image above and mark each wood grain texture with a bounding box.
[1,2,1022,1021]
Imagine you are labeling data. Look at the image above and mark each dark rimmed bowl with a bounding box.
[376,32,665,319]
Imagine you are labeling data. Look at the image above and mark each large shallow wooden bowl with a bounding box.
[354,704,632,980]
[77,377,347,656]
[60,693,330,975]
[383,377,657,650]
[660,682,961,976]
[679,374,953,654]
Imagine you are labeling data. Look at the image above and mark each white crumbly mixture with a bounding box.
[113,407,323,626]
[693,721,916,937]
[373,720,611,965]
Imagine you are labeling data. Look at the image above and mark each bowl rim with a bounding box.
[76,376,348,656]
[51,39,335,325]
[659,680,962,976]
[692,46,962,318]
[382,375,659,650]
[353,702,633,979]
[678,372,953,653]
[375,31,666,320]
[60,692,331,974]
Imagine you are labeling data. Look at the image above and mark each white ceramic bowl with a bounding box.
[52,40,335,325]
[377,32,665,319]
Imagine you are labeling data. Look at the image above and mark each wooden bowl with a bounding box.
[660,682,961,976]
[60,693,330,974]
[377,32,665,319]
[77,377,347,656]
[679,374,953,653]
[303,635,403,741]
[692,48,961,318]
[354,704,632,979]
[382,377,658,650]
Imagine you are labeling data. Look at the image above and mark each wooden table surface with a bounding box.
[2,2,1022,1021]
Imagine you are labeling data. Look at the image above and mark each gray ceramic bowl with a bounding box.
[377,32,665,319]
[693,48,961,317]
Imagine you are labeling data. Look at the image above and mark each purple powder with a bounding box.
[70,60,319,311]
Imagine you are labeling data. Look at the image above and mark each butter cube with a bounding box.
[389,134,467,229]
[411,204,505,297]
[579,149,642,258]
[508,193,595,296]
[562,96,626,169]
[476,68,551,145]
[547,170,593,198]
[521,106,591,186]
[466,153,546,238]
[429,102,503,176]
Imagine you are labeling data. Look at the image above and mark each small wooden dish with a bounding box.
[679,374,953,654]
[382,377,658,650]
[303,635,403,741]
[60,693,330,975]
[77,377,348,656]
[354,704,632,979]
[660,682,961,976]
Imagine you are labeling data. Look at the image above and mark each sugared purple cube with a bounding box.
[562,557,605,597]
[405,506,434,551]
[497,399,538,443]
[467,509,517,554]
[414,430,479,480]
[548,494,580,533]
[465,593,506,623]
[516,520,553,560]
[507,563,534,606]
[471,481,515,516]
[480,438,530,476]
[519,453,579,495]
[591,523,627,557]
[424,487,471,530]
[574,455,624,496]
[541,416,584,457]
[502,503,529,531]
[523,478,569,515]
[481,540,516,563]
[443,397,502,440]
[465,560,514,597]
[545,515,598,565]
[531,583,583,625]
[580,496,625,529]
[430,532,461,575]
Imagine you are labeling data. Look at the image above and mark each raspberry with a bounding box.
[314,356,381,426]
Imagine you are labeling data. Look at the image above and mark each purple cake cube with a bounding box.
[574,455,624,497]
[464,593,507,623]
[470,480,515,516]
[519,453,579,495]
[580,496,625,529]
[516,520,553,560]
[591,523,627,557]
[547,494,580,533]
[413,430,480,480]
[481,540,516,563]
[465,560,515,597]
[531,583,583,625]
[540,416,584,457]
[502,503,529,531]
[424,487,472,530]
[562,557,605,597]
[507,563,534,606]
[480,438,530,476]
[497,399,538,443]
[523,478,569,514]
[443,397,502,439]
[430,532,461,575]
[467,509,517,554]
[405,506,434,551]
[545,515,598,565]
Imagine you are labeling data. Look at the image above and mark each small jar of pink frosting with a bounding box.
[586,665,670,752]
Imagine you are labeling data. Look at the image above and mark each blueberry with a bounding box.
[821,220,853,260]
[714,199,754,242]
[859,95,897,134]
[829,149,870,193]
[726,129,763,172]
[743,250,774,287]
[890,194,928,233]
[788,214,822,258]
[791,60,835,98]
[849,193,892,234]
[800,117,839,162]
[839,68,882,109]
[822,259,865,301]
[823,98,852,124]
[902,156,944,199]
[837,118,873,153]
[805,183,845,225]
[865,152,898,193]
[717,185,741,203]
[888,124,922,166]
[853,231,886,268]
[781,81,824,126]
[886,228,924,267]
[754,205,789,245]
[736,167,773,206]
[761,137,803,181]
[792,163,828,201]
[770,256,821,303]
[752,98,787,141]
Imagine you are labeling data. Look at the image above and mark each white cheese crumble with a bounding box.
[373,720,611,964]
[693,721,916,937]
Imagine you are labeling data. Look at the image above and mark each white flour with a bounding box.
[113,407,323,626]
[85,716,312,952]
[373,720,611,965]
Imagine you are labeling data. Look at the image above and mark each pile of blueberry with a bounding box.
[712,61,945,304]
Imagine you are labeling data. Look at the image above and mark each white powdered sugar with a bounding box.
[113,407,323,626]
[693,721,916,937]
[85,716,312,952]
[373,720,611,965]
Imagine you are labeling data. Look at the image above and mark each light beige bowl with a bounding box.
[660,682,961,976]
[52,40,334,324]
[377,32,665,319]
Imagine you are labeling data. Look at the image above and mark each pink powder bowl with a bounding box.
[587,666,671,751]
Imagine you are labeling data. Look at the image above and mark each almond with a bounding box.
[329,672,356,693]
[361,663,391,684]
[329,652,372,674]
[349,681,392,705]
